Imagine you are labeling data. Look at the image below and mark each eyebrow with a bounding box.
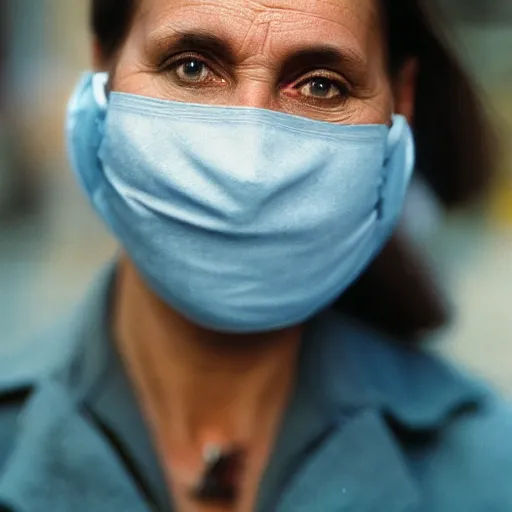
[279,47,369,85]
[150,30,369,84]
[151,30,237,66]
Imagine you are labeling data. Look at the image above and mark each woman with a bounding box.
[0,0,511,511]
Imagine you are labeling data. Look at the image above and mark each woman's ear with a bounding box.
[393,58,418,124]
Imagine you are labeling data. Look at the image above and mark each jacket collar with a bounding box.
[265,312,486,511]
[0,380,419,512]
[0,265,156,512]
[274,407,419,512]
[0,381,152,512]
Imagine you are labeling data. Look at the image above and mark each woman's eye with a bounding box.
[299,77,346,100]
[174,58,212,83]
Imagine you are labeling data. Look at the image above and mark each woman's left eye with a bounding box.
[298,77,347,100]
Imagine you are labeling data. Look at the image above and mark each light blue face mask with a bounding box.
[67,73,414,333]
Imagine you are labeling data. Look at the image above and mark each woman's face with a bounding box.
[112,0,396,125]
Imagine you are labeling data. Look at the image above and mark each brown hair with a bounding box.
[90,0,497,339]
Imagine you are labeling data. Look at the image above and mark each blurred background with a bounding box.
[0,1,511,393]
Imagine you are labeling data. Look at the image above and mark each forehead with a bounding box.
[133,0,382,60]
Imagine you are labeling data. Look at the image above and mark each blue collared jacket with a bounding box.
[1,268,512,511]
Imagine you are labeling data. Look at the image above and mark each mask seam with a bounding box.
[108,105,387,143]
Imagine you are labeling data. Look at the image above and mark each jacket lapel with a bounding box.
[276,408,419,512]
[0,381,151,512]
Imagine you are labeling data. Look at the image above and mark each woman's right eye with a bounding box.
[175,58,210,82]
[166,55,224,87]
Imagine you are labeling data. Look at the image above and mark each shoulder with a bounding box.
[0,306,82,393]
[0,264,115,399]
[322,310,512,508]
[0,265,115,476]
[321,310,491,427]
[0,306,88,473]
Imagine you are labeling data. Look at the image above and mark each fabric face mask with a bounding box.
[67,73,415,333]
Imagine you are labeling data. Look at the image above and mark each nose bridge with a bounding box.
[232,79,274,109]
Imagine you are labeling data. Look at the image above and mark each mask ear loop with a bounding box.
[378,114,415,224]
[92,72,109,110]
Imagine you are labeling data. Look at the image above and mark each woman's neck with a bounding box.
[113,258,302,453]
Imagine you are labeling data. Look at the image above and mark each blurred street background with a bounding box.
[1,1,512,393]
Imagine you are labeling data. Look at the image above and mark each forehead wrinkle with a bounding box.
[140,0,380,31]
[145,1,254,38]
[249,0,384,69]
[247,0,379,25]
[248,0,383,54]
[235,9,272,62]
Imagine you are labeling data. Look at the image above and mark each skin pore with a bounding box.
[103,0,417,510]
